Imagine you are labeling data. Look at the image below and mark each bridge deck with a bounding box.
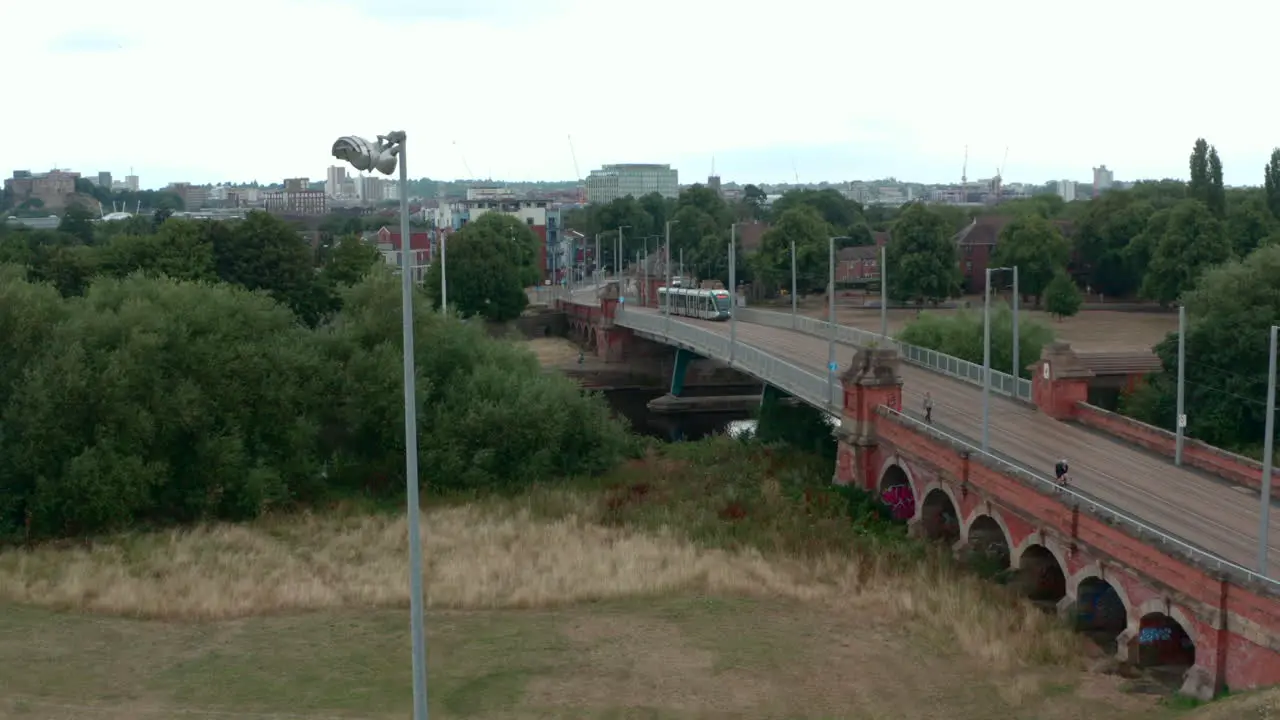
[627,307,1279,577]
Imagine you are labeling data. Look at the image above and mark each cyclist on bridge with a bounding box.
[1054,458,1070,487]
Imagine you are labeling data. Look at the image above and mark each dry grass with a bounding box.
[0,441,1199,718]
[0,502,1074,673]
[524,336,583,365]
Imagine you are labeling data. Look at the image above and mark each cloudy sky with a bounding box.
[8,0,1276,189]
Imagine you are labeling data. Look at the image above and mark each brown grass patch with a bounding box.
[0,504,1080,675]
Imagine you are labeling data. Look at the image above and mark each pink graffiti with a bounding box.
[881,484,916,521]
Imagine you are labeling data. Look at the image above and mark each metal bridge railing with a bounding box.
[616,307,839,412]
[881,406,1279,591]
[614,303,1276,590]
[735,307,1033,403]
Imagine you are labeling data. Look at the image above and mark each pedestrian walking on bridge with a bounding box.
[923,392,933,424]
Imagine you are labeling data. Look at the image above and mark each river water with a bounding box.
[600,388,755,441]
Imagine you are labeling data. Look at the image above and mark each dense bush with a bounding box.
[897,303,1055,379]
[0,268,631,542]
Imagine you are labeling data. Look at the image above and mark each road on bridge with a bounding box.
[628,307,1280,578]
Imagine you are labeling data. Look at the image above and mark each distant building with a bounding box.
[1092,165,1114,197]
[263,188,327,215]
[362,226,431,283]
[4,169,80,210]
[325,166,348,198]
[1057,180,1077,202]
[585,163,678,203]
[95,171,112,188]
[466,184,514,201]
[166,182,208,211]
[283,177,309,193]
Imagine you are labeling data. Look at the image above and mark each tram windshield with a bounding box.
[712,292,731,311]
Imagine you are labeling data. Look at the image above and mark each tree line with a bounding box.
[0,213,631,543]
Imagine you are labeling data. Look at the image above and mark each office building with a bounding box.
[584,163,679,203]
[1092,165,1114,197]
[166,182,208,211]
[264,188,327,215]
[325,166,347,197]
[1057,180,1077,202]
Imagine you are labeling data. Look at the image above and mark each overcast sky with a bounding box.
[9,0,1277,189]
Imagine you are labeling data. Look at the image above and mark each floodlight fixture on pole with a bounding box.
[331,130,428,720]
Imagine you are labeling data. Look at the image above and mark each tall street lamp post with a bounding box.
[1260,325,1278,575]
[330,132,428,720]
[980,265,1018,452]
[828,236,851,408]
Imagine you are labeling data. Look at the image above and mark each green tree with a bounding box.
[210,211,325,324]
[1072,191,1154,297]
[57,202,98,245]
[1265,148,1280,220]
[1225,189,1279,256]
[1140,200,1232,305]
[741,184,767,219]
[897,303,1054,380]
[423,225,527,321]
[1207,147,1226,218]
[1124,244,1280,450]
[991,214,1071,304]
[749,206,831,293]
[1189,138,1211,203]
[885,202,961,305]
[460,212,543,287]
[1043,272,1082,320]
[0,275,328,538]
[320,235,384,288]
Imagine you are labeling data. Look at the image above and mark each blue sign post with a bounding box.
[828,361,838,373]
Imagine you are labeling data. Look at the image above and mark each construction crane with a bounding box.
[452,140,474,179]
[961,145,968,203]
[567,134,585,204]
[994,146,1009,203]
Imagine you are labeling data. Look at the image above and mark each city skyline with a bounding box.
[9,0,1277,188]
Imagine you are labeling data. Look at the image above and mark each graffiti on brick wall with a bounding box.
[881,484,915,521]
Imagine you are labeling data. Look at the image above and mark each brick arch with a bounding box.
[588,327,598,350]
[1132,597,1201,652]
[876,453,920,498]
[1009,532,1071,578]
[914,480,962,527]
[960,505,1014,549]
[1067,563,1136,615]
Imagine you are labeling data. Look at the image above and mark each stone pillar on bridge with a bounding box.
[595,281,630,362]
[1030,342,1094,420]
[833,344,904,489]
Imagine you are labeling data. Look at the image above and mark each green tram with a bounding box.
[656,287,732,321]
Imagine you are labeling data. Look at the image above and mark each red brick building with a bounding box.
[364,226,432,283]
[953,216,1077,294]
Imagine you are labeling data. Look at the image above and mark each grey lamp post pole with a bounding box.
[828,236,851,409]
[1260,325,1278,576]
[982,266,993,452]
[729,224,737,364]
[879,244,888,339]
[981,265,1016,451]
[790,239,798,329]
[1175,304,1187,466]
[664,220,678,336]
[1011,265,1020,385]
[331,132,428,720]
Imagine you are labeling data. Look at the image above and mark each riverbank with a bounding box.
[0,438,1218,719]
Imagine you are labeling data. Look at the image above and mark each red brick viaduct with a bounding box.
[556,295,1280,700]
